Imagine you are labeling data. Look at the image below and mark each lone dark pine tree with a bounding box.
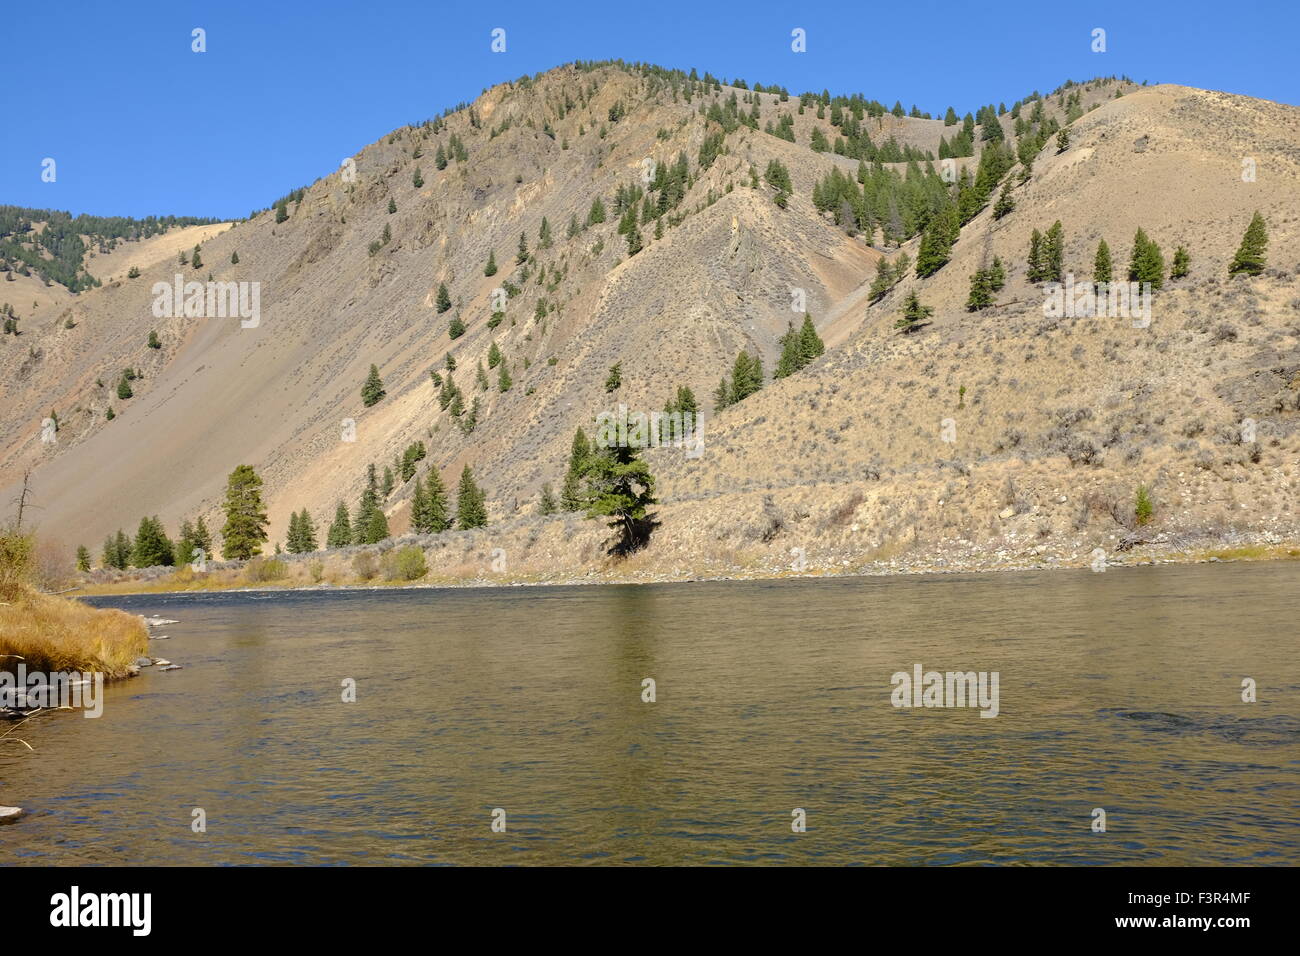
[1228,212,1268,276]
[585,441,658,556]
[361,364,385,406]
[221,464,269,560]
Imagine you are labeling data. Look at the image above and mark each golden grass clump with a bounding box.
[0,587,149,679]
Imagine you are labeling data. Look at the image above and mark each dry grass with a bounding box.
[0,587,148,678]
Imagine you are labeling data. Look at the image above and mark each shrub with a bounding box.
[381,546,428,581]
[0,525,35,601]
[244,556,288,582]
[1135,485,1154,526]
[352,552,378,580]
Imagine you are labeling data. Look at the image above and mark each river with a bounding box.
[3,562,1297,865]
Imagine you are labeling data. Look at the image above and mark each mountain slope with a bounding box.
[3,65,1297,578]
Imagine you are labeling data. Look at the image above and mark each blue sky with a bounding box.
[4,0,1296,220]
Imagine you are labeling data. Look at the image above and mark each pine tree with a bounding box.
[327,502,352,548]
[456,466,488,529]
[1027,229,1045,282]
[583,441,658,556]
[76,545,90,572]
[989,256,1006,292]
[539,216,552,249]
[275,199,288,223]
[538,483,558,516]
[561,428,591,511]
[436,282,452,313]
[915,204,958,277]
[413,167,424,188]
[191,245,202,268]
[1041,221,1065,283]
[448,315,466,339]
[605,362,622,393]
[173,519,197,566]
[287,510,303,552]
[297,509,317,552]
[1170,246,1191,280]
[868,256,895,301]
[516,232,529,264]
[484,250,497,276]
[1056,128,1070,152]
[1128,228,1165,290]
[361,364,385,406]
[993,182,1015,220]
[423,468,450,532]
[353,465,381,544]
[220,465,268,560]
[365,507,389,543]
[231,251,239,265]
[497,362,512,392]
[131,515,175,568]
[966,268,994,311]
[1094,239,1113,283]
[381,466,395,497]
[487,341,502,368]
[895,290,933,332]
[1228,212,1268,276]
[587,197,606,225]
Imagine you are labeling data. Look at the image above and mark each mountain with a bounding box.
[2,62,1297,579]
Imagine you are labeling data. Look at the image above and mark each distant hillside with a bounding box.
[0,206,222,293]
[2,61,1297,581]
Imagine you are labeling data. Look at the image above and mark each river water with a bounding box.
[3,562,1297,865]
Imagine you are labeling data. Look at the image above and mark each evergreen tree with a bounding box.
[387,197,397,214]
[327,502,352,548]
[456,466,489,529]
[992,182,1015,220]
[448,315,466,339]
[231,251,239,265]
[1228,212,1268,276]
[484,250,497,276]
[497,362,512,392]
[587,197,606,225]
[421,468,450,532]
[895,290,933,333]
[915,203,959,277]
[1027,228,1045,282]
[297,509,317,552]
[381,466,395,497]
[1128,228,1165,290]
[539,216,553,249]
[361,364,386,406]
[583,441,658,556]
[516,232,529,264]
[1041,220,1065,283]
[538,483,559,516]
[354,465,380,544]
[436,282,452,313]
[76,545,90,572]
[1094,239,1113,283]
[365,507,390,544]
[966,268,994,311]
[1170,245,1191,280]
[604,362,622,393]
[130,516,171,569]
[989,256,1006,292]
[1056,128,1070,152]
[487,341,502,368]
[173,519,197,566]
[561,428,592,511]
[221,465,268,560]
[287,510,303,553]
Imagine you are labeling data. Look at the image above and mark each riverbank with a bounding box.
[73,529,1300,598]
[0,587,149,677]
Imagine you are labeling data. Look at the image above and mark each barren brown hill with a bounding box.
[3,64,1297,581]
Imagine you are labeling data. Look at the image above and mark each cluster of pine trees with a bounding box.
[713,350,764,410]
[965,258,1007,311]
[868,252,910,301]
[285,510,318,553]
[774,315,825,378]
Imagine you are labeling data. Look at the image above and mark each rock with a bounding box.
[999,506,1016,519]
[149,634,170,640]
[134,657,153,667]
[158,664,183,672]
[152,659,171,666]
[141,617,179,627]
[0,806,24,824]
